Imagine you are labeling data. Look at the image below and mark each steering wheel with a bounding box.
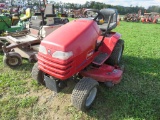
[83,9,105,24]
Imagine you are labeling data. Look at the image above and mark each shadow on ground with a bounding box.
[84,55,160,120]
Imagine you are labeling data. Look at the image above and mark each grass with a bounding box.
[0,21,160,120]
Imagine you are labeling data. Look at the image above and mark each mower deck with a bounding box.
[1,24,64,67]
[6,35,38,43]
[80,64,123,84]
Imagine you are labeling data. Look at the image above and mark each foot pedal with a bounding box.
[93,52,108,65]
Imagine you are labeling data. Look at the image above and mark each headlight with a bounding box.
[39,45,47,54]
[52,51,73,60]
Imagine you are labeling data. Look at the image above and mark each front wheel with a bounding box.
[31,62,45,85]
[3,52,22,68]
[71,77,99,111]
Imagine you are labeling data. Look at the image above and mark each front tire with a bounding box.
[31,62,45,85]
[71,77,99,111]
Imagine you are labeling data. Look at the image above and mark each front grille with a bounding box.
[38,53,73,80]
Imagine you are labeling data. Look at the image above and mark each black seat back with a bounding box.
[100,8,118,23]
[99,8,118,31]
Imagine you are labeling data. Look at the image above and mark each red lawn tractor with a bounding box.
[32,8,124,111]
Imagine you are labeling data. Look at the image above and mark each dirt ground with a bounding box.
[19,80,78,120]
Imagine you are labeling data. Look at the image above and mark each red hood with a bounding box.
[41,19,100,53]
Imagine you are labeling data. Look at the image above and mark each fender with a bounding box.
[98,32,121,55]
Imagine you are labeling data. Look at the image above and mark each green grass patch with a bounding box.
[19,96,38,108]
[0,21,160,119]
[0,96,38,120]
[68,17,75,21]
[30,79,44,91]
[0,97,19,120]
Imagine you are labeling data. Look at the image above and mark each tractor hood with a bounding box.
[40,19,101,58]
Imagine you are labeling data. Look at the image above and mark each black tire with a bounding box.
[71,77,99,111]
[0,41,4,52]
[63,19,69,24]
[3,52,22,68]
[31,62,45,85]
[106,39,124,66]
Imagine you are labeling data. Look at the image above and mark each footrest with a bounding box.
[92,52,108,65]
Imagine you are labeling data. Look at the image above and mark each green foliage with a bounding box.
[148,5,160,13]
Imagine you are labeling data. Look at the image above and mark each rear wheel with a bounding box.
[3,52,22,68]
[71,77,99,111]
[106,39,124,66]
[32,62,45,85]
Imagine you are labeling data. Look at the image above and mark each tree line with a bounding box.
[53,1,160,15]
[0,0,160,15]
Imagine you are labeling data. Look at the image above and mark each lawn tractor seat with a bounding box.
[98,8,118,31]
[44,4,60,26]
[29,4,55,29]
[20,8,31,21]
[44,4,56,19]
[44,4,69,25]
